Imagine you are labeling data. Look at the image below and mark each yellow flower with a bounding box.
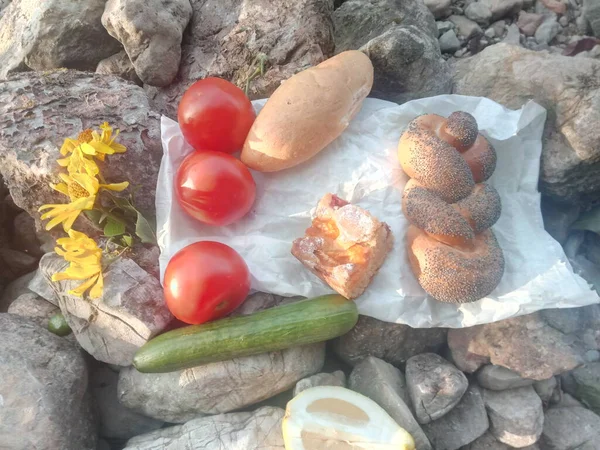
[79,122,127,162]
[58,123,126,170]
[52,230,104,299]
[58,146,99,176]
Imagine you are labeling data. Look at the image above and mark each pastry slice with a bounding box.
[291,193,393,299]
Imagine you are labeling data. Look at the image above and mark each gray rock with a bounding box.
[349,356,432,450]
[118,343,325,423]
[453,43,600,204]
[540,407,600,449]
[0,0,10,18]
[502,24,522,44]
[425,0,453,18]
[517,11,546,36]
[450,14,484,38]
[97,440,111,450]
[40,253,173,367]
[463,432,541,449]
[482,386,544,447]
[585,349,600,362]
[332,315,447,367]
[493,19,507,35]
[466,2,494,24]
[13,211,42,257]
[571,362,600,414]
[533,376,558,403]
[294,370,346,396]
[440,29,463,52]
[535,16,561,44]
[123,407,285,450]
[577,14,592,32]
[477,365,535,390]
[447,312,585,380]
[405,353,468,424]
[455,48,470,57]
[102,0,192,87]
[0,314,96,450]
[96,50,142,86]
[422,384,489,450]
[559,15,570,26]
[583,0,600,37]
[0,70,163,231]
[335,0,452,104]
[541,197,581,244]
[437,20,456,37]
[585,232,600,266]
[91,365,163,439]
[0,0,121,78]
[480,0,524,20]
[554,392,585,407]
[0,248,38,283]
[0,270,35,311]
[146,0,334,116]
[7,292,59,328]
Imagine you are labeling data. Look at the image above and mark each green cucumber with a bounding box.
[48,312,72,337]
[133,294,358,373]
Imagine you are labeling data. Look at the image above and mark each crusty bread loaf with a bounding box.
[241,51,374,172]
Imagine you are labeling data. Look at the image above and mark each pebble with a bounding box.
[559,15,569,26]
[455,47,470,56]
[591,44,600,57]
[439,29,463,52]
[533,377,558,403]
[535,16,561,44]
[517,11,546,36]
[465,2,493,24]
[449,14,483,38]
[576,15,590,32]
[477,365,535,391]
[492,19,507,36]
[485,27,497,37]
[437,20,456,37]
[503,23,522,44]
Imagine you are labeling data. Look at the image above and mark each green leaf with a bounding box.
[135,211,157,245]
[121,234,133,247]
[572,206,600,234]
[99,212,109,224]
[85,210,103,225]
[104,217,126,237]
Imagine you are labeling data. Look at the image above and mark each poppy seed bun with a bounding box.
[241,51,374,172]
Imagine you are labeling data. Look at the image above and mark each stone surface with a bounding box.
[583,0,600,37]
[334,0,452,104]
[540,407,600,449]
[438,20,455,36]
[503,23,522,44]
[332,315,447,367]
[349,356,432,450]
[425,0,452,18]
[554,392,584,408]
[440,30,463,52]
[91,365,163,439]
[40,253,173,366]
[13,211,42,257]
[450,15,484,38]
[0,70,163,229]
[541,197,581,244]
[123,407,285,450]
[422,384,489,450]
[466,2,494,24]
[533,377,558,403]
[535,16,560,44]
[118,343,325,423]
[0,0,121,78]
[102,0,192,87]
[480,0,524,20]
[0,248,37,282]
[405,353,469,424]
[518,11,546,36]
[477,365,535,390]
[96,50,142,85]
[463,431,541,449]
[571,362,600,414]
[0,270,34,311]
[482,386,544,447]
[0,314,96,450]
[448,312,585,380]
[7,292,59,328]
[147,0,334,117]
[293,370,346,396]
[453,44,600,204]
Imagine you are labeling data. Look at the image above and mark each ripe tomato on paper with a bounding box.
[163,241,251,325]
[175,150,256,226]
[177,77,256,153]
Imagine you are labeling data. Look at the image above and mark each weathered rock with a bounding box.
[452,44,600,205]
[541,197,581,244]
[0,0,121,78]
[0,0,11,18]
[450,15,484,38]
[0,70,163,231]
[96,50,142,85]
[533,376,558,403]
[477,365,535,390]
[332,315,447,367]
[123,407,285,450]
[540,407,600,449]
[91,365,163,439]
[0,269,34,311]
[146,0,334,117]
[535,16,560,44]
[97,439,111,450]
[586,349,600,362]
[517,11,546,36]
[118,344,325,423]
[503,23,522,44]
[293,370,346,396]
[334,0,452,104]
[466,2,494,25]
[405,353,468,424]
[40,252,173,366]
[440,30,462,52]
[583,0,600,37]
[349,356,432,450]
[102,0,192,87]
[571,362,600,414]
[480,0,524,20]
[463,431,541,449]
[13,211,42,256]
[585,232,600,266]
[422,384,489,450]
[7,292,58,328]
[437,20,455,36]
[0,314,96,450]
[482,386,544,447]
[554,392,584,408]
[425,0,452,18]
[0,248,38,282]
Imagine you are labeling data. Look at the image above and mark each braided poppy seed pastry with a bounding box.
[398,111,504,303]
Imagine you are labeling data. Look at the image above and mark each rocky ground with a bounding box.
[1,0,600,449]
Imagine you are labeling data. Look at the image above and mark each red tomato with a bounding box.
[175,150,256,226]
[163,241,251,325]
[177,77,256,153]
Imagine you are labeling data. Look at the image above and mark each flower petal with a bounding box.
[89,273,104,299]
[68,275,99,297]
[100,181,129,192]
[51,183,69,196]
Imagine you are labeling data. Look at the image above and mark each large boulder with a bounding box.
[96,50,142,85]
[102,0,193,87]
[453,43,600,205]
[0,70,163,231]
[332,314,447,367]
[146,0,335,117]
[540,406,600,449]
[333,0,452,104]
[570,362,600,414]
[118,344,325,423]
[123,407,285,450]
[0,314,96,450]
[0,0,121,78]
[7,292,59,328]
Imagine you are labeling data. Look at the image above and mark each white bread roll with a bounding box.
[241,51,374,172]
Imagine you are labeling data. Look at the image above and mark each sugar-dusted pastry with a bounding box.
[291,194,393,299]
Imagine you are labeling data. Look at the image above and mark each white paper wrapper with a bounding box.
[156,95,599,328]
